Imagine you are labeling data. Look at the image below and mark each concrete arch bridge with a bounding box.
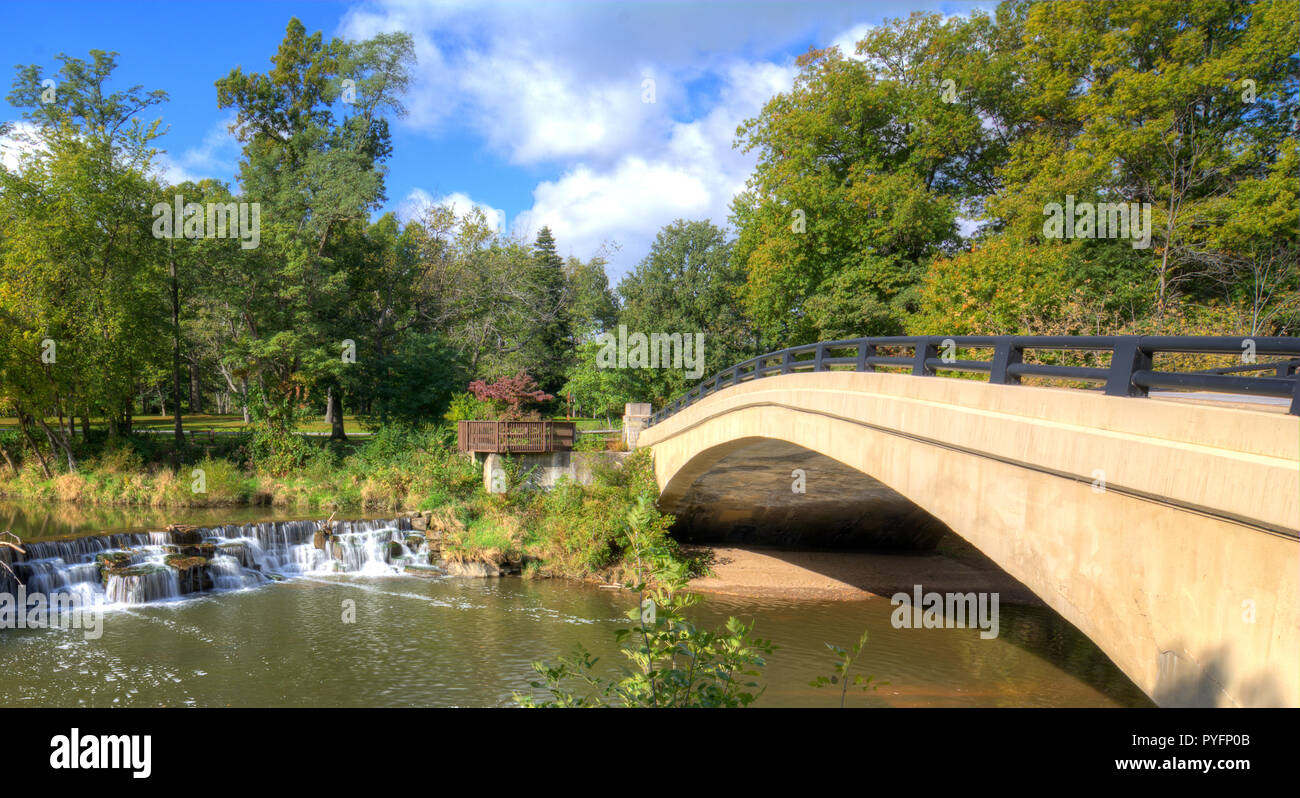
[632,335,1300,707]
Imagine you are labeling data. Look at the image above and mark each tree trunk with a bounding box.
[36,416,75,471]
[328,390,347,441]
[170,248,184,446]
[324,387,334,424]
[241,376,251,424]
[17,415,50,479]
[190,364,203,414]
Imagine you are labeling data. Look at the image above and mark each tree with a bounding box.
[563,253,618,342]
[467,372,554,420]
[215,18,415,439]
[562,340,634,426]
[731,12,1002,343]
[1,50,169,465]
[531,226,573,391]
[361,332,465,427]
[615,219,758,407]
[981,0,1299,333]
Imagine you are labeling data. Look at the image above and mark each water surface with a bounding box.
[0,502,1153,708]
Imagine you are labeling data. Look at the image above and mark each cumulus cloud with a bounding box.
[336,0,889,166]
[338,0,972,275]
[513,59,798,273]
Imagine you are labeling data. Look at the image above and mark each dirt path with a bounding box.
[686,545,1043,604]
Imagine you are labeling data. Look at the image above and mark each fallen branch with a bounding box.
[1,530,25,586]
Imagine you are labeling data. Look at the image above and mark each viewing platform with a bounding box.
[456,420,576,453]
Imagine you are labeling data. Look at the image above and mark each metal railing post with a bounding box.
[858,340,877,372]
[912,339,937,376]
[989,339,1023,385]
[1105,336,1152,397]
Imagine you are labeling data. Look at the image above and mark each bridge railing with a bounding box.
[647,335,1300,425]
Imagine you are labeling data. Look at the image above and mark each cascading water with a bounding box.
[3,517,418,607]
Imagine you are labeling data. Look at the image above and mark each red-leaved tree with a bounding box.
[467,372,554,420]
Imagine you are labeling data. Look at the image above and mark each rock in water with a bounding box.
[440,560,501,578]
[166,524,203,545]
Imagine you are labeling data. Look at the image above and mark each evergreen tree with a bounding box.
[531,226,573,391]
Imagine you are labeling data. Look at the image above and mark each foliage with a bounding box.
[731,13,982,343]
[561,341,634,425]
[730,2,1299,345]
[443,392,497,423]
[360,331,465,428]
[249,428,315,478]
[467,372,554,420]
[613,219,760,407]
[516,487,772,708]
[809,629,887,707]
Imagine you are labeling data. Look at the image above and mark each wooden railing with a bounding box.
[456,420,577,453]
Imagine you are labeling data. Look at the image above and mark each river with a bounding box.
[0,502,1152,707]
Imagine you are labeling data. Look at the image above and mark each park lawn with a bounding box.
[564,417,622,430]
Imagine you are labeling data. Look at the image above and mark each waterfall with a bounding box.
[2,517,419,607]
[105,563,180,604]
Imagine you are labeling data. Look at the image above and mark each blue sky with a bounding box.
[1,0,990,279]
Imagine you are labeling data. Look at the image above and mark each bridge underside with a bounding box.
[665,439,948,550]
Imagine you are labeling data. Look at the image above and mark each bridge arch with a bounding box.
[641,370,1300,708]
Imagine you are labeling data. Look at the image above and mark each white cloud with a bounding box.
[514,59,798,273]
[830,23,876,59]
[456,52,664,164]
[337,0,878,166]
[338,0,984,276]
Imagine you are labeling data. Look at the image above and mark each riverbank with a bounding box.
[0,426,702,587]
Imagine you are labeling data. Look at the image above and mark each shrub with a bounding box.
[249,429,313,477]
